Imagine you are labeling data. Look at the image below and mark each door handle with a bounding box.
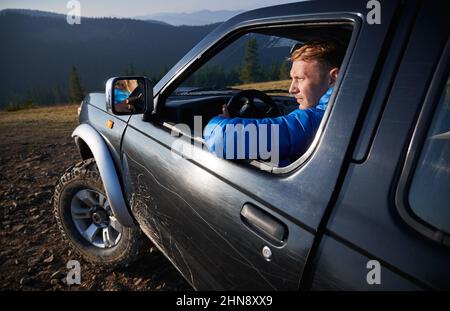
[241,203,287,244]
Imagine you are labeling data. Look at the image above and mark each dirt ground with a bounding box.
[0,105,191,291]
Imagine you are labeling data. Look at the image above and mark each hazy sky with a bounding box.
[0,0,299,17]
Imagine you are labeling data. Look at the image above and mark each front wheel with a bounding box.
[53,158,145,268]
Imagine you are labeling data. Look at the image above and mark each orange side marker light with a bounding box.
[107,120,114,129]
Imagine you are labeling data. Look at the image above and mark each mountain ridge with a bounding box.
[0,10,221,107]
[134,9,244,26]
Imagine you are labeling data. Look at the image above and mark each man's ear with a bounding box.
[329,67,339,86]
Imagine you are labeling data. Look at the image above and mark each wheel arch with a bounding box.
[72,124,134,227]
[74,135,94,160]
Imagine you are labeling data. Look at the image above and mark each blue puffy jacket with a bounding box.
[203,87,333,166]
[114,88,130,104]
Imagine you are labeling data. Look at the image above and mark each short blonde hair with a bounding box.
[116,80,138,93]
[290,39,345,69]
[125,79,138,93]
[115,80,127,90]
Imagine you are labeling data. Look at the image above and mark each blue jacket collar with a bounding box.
[315,86,334,110]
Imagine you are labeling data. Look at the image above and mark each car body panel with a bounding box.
[309,235,422,290]
[122,124,313,289]
[322,0,450,290]
[79,93,130,172]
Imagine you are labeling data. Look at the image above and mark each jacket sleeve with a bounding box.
[203,108,322,163]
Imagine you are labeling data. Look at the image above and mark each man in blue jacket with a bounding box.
[203,39,344,166]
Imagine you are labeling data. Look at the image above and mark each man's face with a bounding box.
[288,59,333,110]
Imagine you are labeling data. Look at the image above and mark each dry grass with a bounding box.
[0,104,78,125]
[0,104,79,149]
[232,80,291,96]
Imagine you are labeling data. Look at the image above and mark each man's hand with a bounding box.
[219,104,231,118]
[115,98,135,113]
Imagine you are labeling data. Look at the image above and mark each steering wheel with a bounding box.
[227,89,282,118]
[127,85,145,113]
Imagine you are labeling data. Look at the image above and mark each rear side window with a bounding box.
[408,74,450,233]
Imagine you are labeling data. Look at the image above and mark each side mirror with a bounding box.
[106,76,154,116]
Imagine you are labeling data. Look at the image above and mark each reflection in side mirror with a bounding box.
[106,76,151,115]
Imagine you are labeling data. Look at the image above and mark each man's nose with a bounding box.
[289,80,298,94]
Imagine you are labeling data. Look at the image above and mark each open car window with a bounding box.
[161,24,352,171]
[175,33,296,98]
[163,32,302,130]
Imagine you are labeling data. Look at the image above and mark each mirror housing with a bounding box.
[106,76,154,117]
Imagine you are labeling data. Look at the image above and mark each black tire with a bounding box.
[53,158,145,268]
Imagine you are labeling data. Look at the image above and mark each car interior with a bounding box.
[159,23,353,167]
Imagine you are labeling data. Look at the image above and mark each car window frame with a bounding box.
[395,38,450,247]
[155,15,359,174]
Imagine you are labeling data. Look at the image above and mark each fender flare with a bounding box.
[72,124,134,227]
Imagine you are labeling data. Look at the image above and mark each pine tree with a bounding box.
[279,60,290,80]
[52,85,65,104]
[227,65,241,86]
[268,63,280,81]
[240,38,260,84]
[124,63,135,76]
[69,66,84,103]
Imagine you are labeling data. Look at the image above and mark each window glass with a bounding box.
[408,75,450,233]
[174,33,299,114]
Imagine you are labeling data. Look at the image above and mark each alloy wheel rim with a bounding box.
[70,189,123,248]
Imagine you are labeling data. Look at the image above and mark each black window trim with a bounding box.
[156,14,360,174]
[395,38,450,247]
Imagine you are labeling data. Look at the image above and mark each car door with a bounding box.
[309,0,450,290]
[120,0,403,290]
